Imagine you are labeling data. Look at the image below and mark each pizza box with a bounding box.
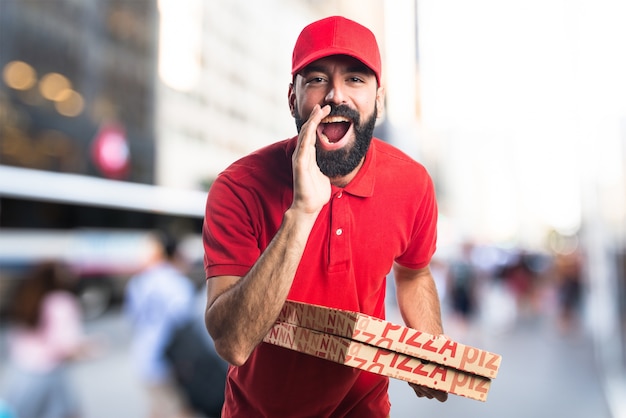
[277,300,501,379]
[263,321,492,402]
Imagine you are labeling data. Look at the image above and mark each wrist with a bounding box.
[284,206,319,228]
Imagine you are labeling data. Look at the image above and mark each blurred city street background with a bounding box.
[1,0,626,417]
[0,284,614,417]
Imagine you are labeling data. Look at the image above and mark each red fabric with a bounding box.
[291,16,382,84]
[203,137,438,417]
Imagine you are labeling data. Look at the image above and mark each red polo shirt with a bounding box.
[203,136,438,417]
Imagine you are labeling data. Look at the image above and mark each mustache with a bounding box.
[327,104,360,123]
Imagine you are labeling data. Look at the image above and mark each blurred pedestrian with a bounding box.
[124,231,208,418]
[502,252,537,319]
[1,261,96,418]
[554,247,583,333]
[446,242,478,331]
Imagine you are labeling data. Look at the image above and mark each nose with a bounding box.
[324,79,347,105]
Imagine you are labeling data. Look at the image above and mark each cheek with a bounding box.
[294,98,316,120]
[357,100,377,122]
[356,89,379,114]
[294,85,330,116]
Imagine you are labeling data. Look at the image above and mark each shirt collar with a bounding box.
[286,136,377,198]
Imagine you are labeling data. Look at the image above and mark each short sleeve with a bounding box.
[203,173,262,279]
[394,171,438,270]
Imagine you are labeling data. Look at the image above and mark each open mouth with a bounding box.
[318,115,352,144]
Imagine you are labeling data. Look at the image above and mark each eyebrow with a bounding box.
[301,63,374,77]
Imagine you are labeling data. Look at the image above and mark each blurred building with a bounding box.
[0,0,161,229]
[0,0,158,181]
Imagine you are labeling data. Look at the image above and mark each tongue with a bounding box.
[322,122,350,143]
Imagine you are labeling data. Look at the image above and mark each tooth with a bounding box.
[321,116,349,123]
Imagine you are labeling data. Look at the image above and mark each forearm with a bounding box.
[394,263,444,335]
[206,208,317,366]
[394,263,449,402]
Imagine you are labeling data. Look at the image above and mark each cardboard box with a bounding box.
[277,300,501,379]
[263,321,492,402]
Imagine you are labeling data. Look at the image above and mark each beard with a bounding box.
[294,103,377,178]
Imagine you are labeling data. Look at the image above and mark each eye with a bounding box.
[348,76,365,83]
[306,76,327,85]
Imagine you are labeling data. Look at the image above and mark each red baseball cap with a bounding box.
[291,16,382,85]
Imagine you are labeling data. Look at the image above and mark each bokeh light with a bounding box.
[2,60,37,91]
[39,72,72,101]
[54,89,84,117]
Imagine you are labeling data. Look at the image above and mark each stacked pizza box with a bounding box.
[263,300,502,402]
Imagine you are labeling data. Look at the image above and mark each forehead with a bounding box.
[300,55,375,76]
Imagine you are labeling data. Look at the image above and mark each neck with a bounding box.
[329,158,365,188]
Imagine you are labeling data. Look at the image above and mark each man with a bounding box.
[203,15,447,417]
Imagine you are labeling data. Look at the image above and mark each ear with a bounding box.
[288,83,296,118]
[375,85,385,118]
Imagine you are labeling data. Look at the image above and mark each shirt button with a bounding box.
[337,192,343,198]
[336,228,343,236]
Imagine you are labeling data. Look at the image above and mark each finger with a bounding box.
[298,104,331,148]
[293,105,330,174]
[408,383,432,399]
[307,103,331,127]
[433,391,448,403]
[408,383,448,403]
